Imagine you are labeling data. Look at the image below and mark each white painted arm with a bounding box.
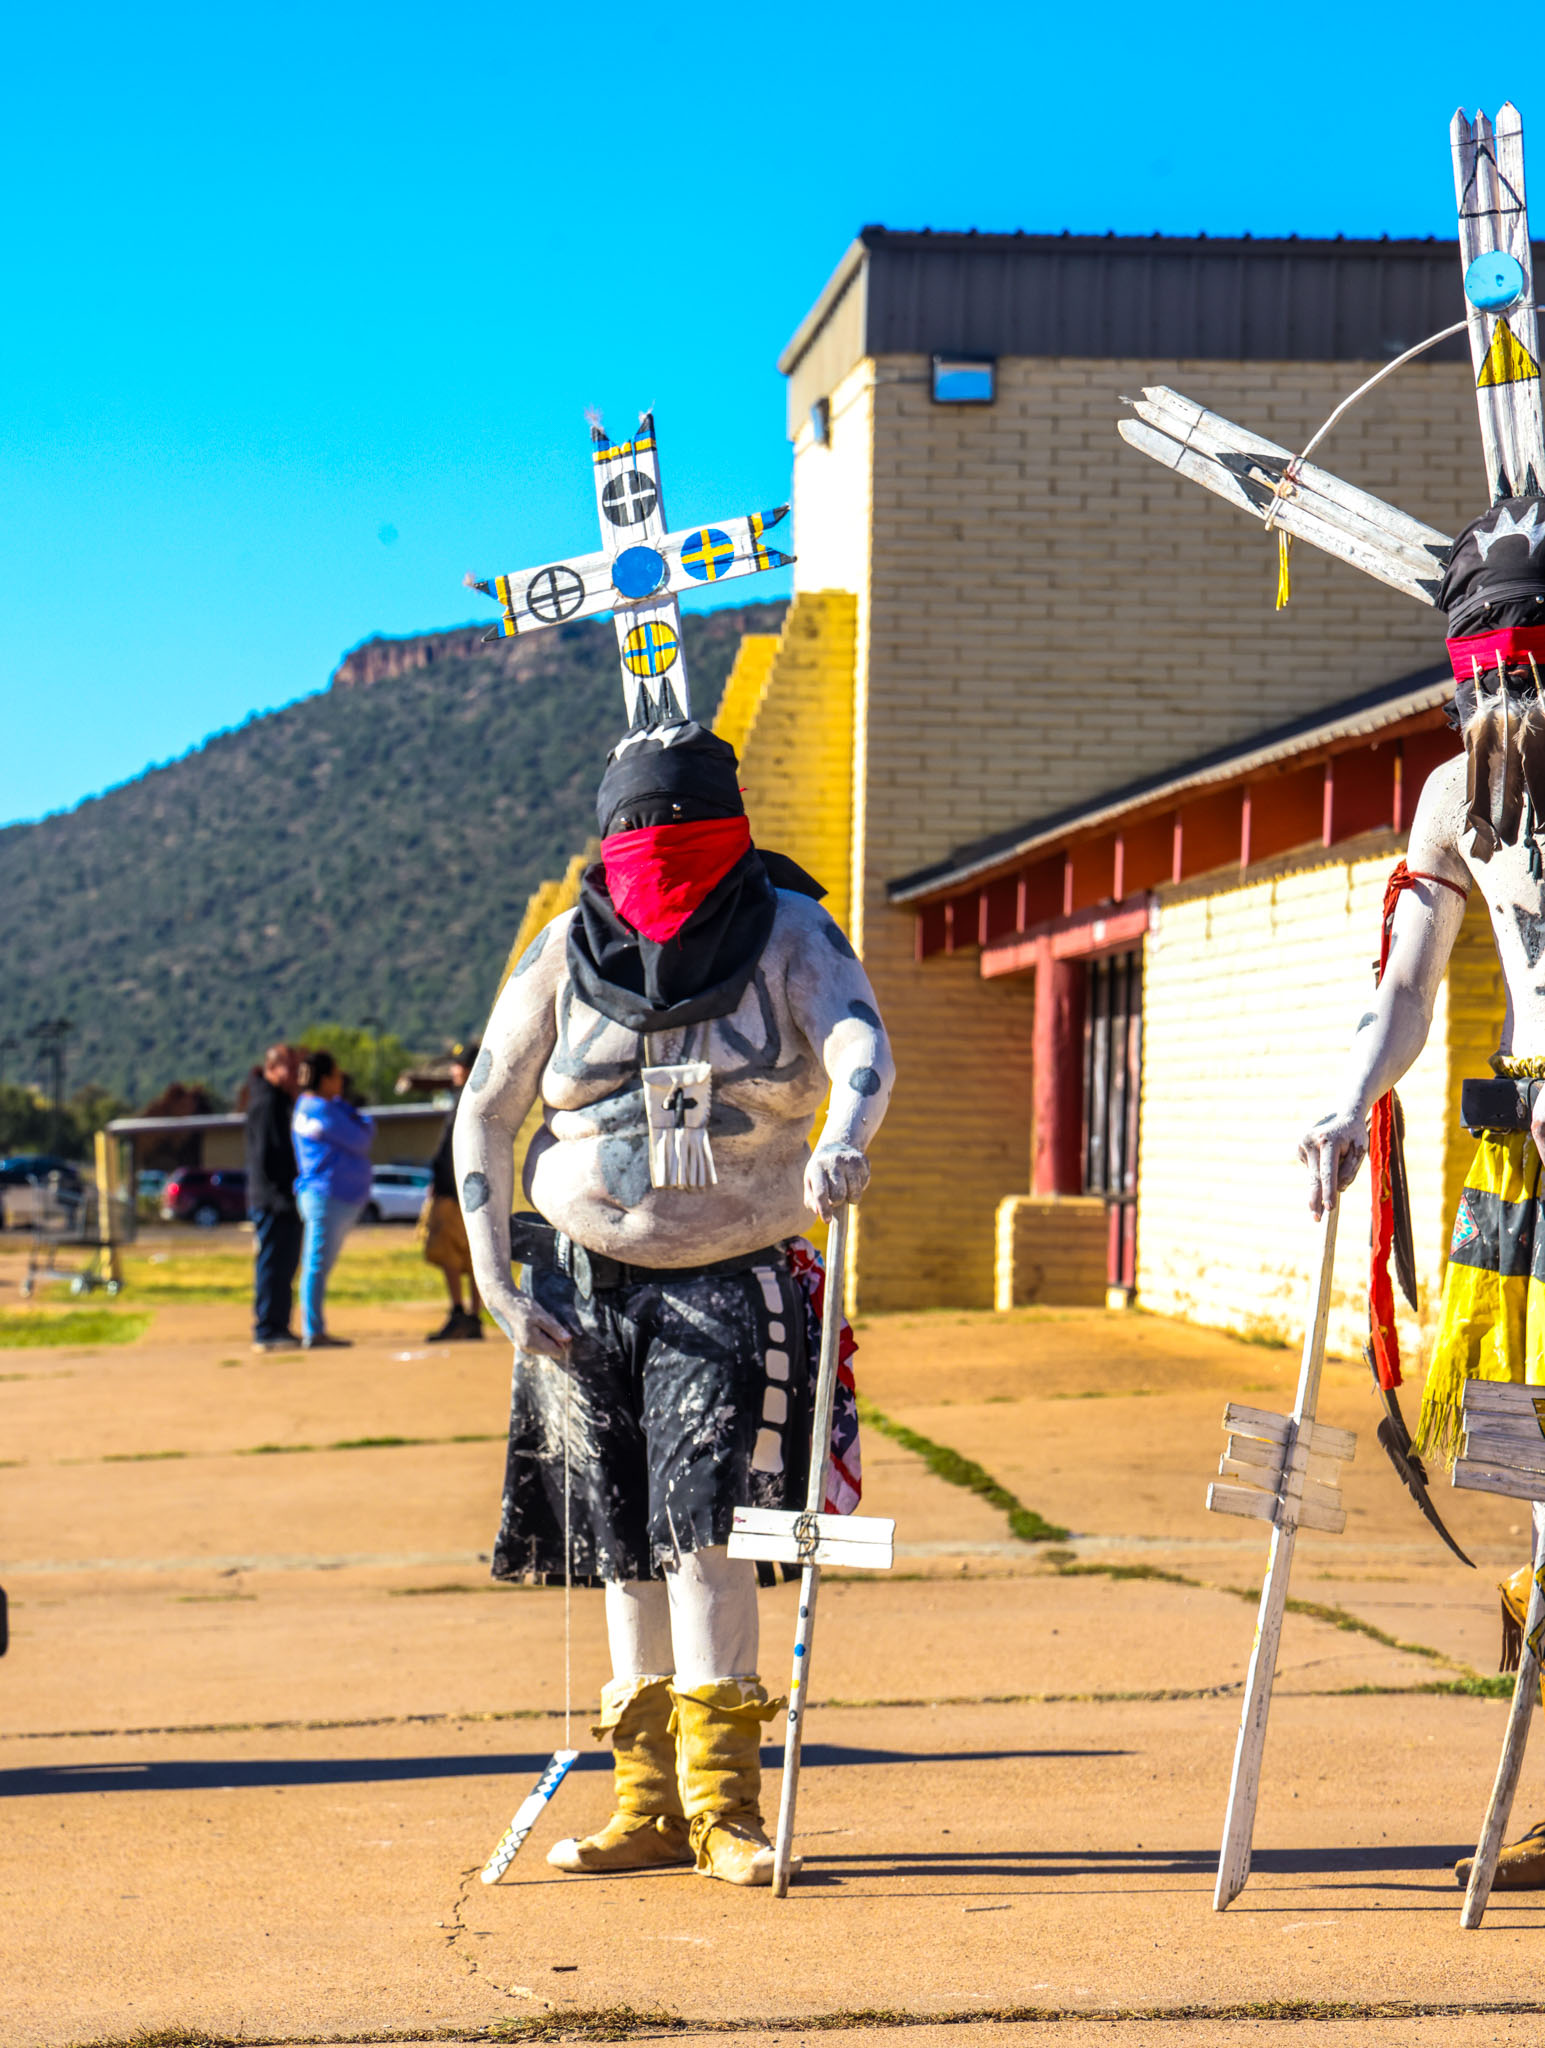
[1298,761,1469,1218]
[784,905,896,1221]
[453,917,574,1357]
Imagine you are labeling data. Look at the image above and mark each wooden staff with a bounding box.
[1214,1197,1343,1909]
[1449,1379,1545,1927]
[1462,1524,1545,1928]
[772,1203,852,1898]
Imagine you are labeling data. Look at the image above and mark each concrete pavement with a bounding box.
[3,1228,1544,2047]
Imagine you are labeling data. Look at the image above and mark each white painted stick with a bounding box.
[771,1203,851,1899]
[1214,1199,1340,1911]
[479,1748,579,1883]
[1461,1515,1545,1928]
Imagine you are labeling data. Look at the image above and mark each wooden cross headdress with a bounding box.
[466,412,793,732]
[1120,105,1542,603]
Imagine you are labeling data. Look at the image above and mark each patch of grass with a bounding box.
[1054,1560,1196,1590]
[59,1999,1545,2047]
[857,1398,1068,1542]
[114,1234,436,1306]
[390,1581,503,1597]
[1339,1674,1516,1699]
[1047,1387,1157,1401]
[1237,1318,1292,1350]
[0,1309,150,1348]
[1050,1556,1482,1678]
[102,1449,188,1464]
[492,2011,681,2044]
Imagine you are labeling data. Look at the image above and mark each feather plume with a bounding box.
[1518,655,1545,830]
[1464,662,1510,860]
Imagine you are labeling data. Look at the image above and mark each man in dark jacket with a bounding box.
[421,1041,483,1342]
[246,1043,302,1352]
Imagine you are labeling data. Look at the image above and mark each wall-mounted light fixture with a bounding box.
[931,355,996,405]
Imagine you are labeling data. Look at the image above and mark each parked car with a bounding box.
[161,1167,248,1228]
[0,1155,84,1230]
[362,1163,432,1223]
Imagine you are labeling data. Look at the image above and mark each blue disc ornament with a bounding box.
[612,545,668,600]
[1465,250,1526,312]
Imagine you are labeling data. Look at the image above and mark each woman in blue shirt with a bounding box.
[290,1050,374,1349]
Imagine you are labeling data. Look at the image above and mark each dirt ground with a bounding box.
[4,1224,1545,2048]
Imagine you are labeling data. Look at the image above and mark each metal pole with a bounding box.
[772,1203,850,1898]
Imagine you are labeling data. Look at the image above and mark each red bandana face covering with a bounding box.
[601,817,753,943]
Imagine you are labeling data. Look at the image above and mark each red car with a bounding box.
[161,1168,248,1228]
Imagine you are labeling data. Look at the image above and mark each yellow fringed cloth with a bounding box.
[1418,1054,1545,1463]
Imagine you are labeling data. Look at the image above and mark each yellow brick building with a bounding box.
[514,228,1506,1332]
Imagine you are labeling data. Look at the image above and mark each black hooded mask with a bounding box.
[566,723,824,1033]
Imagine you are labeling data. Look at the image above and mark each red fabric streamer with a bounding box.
[1368,860,1469,1390]
[601,816,752,943]
[1446,622,1545,683]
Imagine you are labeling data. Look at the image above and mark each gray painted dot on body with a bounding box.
[468,1048,494,1091]
[462,1170,491,1214]
[513,926,548,977]
[821,919,856,960]
[848,1065,883,1097]
[598,1133,652,1208]
[847,999,881,1030]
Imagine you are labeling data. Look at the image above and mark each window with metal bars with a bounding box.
[1082,948,1143,1291]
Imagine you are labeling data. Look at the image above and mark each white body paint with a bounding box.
[1298,754,1545,1209]
[455,888,893,1355]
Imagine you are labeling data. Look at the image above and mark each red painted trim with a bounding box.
[982,895,1151,978]
[1030,938,1087,1197]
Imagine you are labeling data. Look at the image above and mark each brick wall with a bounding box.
[995,1195,1108,1308]
[789,351,1484,1310]
[1136,841,1503,1361]
[732,595,858,935]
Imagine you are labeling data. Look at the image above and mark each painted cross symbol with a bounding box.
[682,527,736,581]
[622,619,680,678]
[465,411,795,732]
[664,1085,698,1126]
[600,468,659,527]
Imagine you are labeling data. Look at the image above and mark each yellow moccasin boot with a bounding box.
[1456,1820,1545,1890]
[671,1678,792,1887]
[1496,1562,1545,1709]
[547,1676,692,1874]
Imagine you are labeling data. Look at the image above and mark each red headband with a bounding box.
[1446,622,1545,684]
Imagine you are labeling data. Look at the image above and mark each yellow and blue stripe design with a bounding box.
[622,619,679,677]
[594,429,657,467]
[747,508,792,572]
[681,527,735,582]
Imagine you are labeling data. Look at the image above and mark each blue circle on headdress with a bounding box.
[1465,251,1526,311]
[612,545,668,599]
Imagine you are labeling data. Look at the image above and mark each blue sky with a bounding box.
[0,5,1528,825]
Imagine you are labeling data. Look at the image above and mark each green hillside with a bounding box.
[0,604,785,1104]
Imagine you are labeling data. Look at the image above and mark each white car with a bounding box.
[362,1164,432,1223]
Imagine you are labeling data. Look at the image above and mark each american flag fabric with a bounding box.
[787,1236,861,1515]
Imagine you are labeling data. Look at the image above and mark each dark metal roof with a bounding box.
[886,661,1453,903]
[780,229,1491,391]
